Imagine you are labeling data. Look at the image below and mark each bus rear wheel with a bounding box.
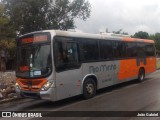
[138,68,145,82]
[83,78,96,99]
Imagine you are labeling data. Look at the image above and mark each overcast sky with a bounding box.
[75,0,160,35]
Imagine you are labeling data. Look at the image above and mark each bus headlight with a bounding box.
[15,82,21,90]
[41,81,53,91]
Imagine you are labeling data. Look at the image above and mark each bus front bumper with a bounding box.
[16,87,56,101]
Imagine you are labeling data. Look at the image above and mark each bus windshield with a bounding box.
[16,33,52,78]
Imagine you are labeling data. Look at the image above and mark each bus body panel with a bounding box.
[39,71,57,101]
[118,59,138,80]
[40,87,56,101]
[81,61,120,89]
[118,57,156,81]
[145,57,156,74]
[55,68,82,101]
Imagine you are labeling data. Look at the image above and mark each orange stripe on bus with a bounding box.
[143,40,154,43]
[123,37,154,43]
[123,37,136,42]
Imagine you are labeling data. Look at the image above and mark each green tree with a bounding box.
[113,29,128,35]
[0,2,16,70]
[0,3,16,39]
[133,31,149,39]
[3,0,91,34]
[0,2,16,52]
[149,33,160,54]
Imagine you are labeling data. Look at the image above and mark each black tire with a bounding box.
[137,68,145,82]
[83,78,96,99]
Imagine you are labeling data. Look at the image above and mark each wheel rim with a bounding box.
[86,83,94,95]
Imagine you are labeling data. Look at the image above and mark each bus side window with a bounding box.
[126,42,137,57]
[82,39,99,61]
[99,40,113,60]
[113,41,126,59]
[137,43,146,58]
[145,43,155,56]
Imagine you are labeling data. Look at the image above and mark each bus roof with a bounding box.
[19,30,155,43]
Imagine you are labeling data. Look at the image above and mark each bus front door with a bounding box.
[55,41,82,100]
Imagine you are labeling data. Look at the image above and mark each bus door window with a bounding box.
[55,42,66,64]
[55,40,79,71]
[66,43,79,63]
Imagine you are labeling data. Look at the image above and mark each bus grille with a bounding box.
[17,78,47,92]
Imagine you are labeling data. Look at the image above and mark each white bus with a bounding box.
[15,30,156,101]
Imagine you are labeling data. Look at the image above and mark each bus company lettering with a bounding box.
[89,64,117,73]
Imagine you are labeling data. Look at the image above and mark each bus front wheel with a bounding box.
[138,68,145,82]
[83,78,96,99]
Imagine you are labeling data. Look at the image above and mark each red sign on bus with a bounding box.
[21,35,48,44]
[19,66,29,72]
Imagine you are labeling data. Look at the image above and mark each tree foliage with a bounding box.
[149,33,160,52]
[132,31,149,39]
[112,29,128,35]
[0,2,16,65]
[2,0,91,34]
[0,3,16,39]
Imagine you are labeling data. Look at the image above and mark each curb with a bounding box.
[0,97,21,104]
